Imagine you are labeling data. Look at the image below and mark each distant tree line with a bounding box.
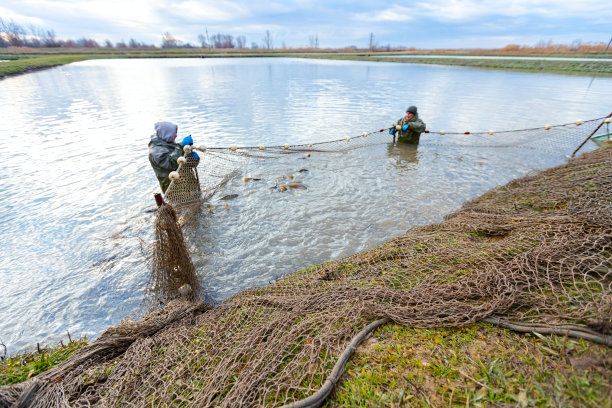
[0,17,326,50]
[0,17,277,50]
[0,17,156,48]
[3,16,609,52]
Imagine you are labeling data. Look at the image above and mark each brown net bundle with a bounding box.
[3,146,610,407]
[145,202,203,305]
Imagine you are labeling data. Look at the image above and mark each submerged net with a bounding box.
[2,143,611,407]
[164,116,610,217]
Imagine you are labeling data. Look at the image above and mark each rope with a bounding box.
[571,112,612,157]
[192,117,607,152]
[279,318,391,408]
[278,313,612,408]
[482,317,612,346]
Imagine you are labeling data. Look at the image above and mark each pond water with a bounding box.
[0,57,610,353]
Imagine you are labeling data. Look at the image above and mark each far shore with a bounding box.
[1,47,611,79]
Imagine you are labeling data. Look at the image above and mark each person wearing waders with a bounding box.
[148,121,199,193]
[389,105,426,144]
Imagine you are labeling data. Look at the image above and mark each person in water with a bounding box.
[390,105,426,144]
[148,121,198,193]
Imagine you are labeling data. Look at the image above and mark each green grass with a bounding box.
[0,338,88,385]
[0,54,91,78]
[325,323,611,407]
[297,53,612,76]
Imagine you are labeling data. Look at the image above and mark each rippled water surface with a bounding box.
[1,58,610,353]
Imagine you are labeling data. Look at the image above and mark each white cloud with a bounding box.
[168,0,249,23]
[414,0,612,22]
[353,5,415,22]
[0,5,45,26]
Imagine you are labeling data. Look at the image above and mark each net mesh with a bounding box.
[164,117,610,219]
[1,118,611,407]
[144,203,203,306]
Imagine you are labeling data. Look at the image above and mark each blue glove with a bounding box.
[181,135,193,146]
[402,124,410,131]
[389,128,396,135]
[192,151,199,159]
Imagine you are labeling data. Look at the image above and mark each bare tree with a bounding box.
[42,30,58,47]
[61,39,76,48]
[262,30,273,49]
[251,42,259,49]
[0,18,7,47]
[210,33,234,48]
[197,33,208,48]
[27,24,42,47]
[161,32,178,48]
[3,18,26,46]
[570,39,582,51]
[368,32,377,51]
[75,38,99,48]
[236,35,246,48]
[104,39,113,48]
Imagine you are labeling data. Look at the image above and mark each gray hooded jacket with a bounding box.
[148,122,183,190]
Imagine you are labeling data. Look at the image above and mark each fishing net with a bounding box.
[145,202,203,306]
[164,116,611,222]
[2,138,610,407]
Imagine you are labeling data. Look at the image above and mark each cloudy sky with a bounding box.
[1,0,610,49]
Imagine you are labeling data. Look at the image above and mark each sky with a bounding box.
[1,0,611,49]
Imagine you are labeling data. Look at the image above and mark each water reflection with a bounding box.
[387,143,420,170]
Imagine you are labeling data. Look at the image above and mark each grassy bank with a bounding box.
[328,323,611,407]
[2,47,611,79]
[299,53,612,77]
[0,339,87,386]
[0,54,91,78]
[1,147,610,406]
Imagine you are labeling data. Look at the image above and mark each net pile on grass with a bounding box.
[2,146,610,407]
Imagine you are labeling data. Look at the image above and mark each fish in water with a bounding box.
[298,169,309,173]
[220,194,238,200]
[244,178,263,182]
[288,181,307,190]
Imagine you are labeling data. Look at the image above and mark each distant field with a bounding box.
[1,47,611,78]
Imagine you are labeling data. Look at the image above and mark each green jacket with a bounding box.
[148,135,184,192]
[394,113,426,144]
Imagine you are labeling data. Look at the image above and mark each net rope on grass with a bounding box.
[2,142,611,407]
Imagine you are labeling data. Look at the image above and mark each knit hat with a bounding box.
[154,121,178,142]
[406,106,417,115]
